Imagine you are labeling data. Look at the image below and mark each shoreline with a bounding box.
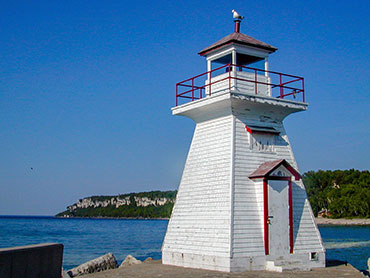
[55,215,170,220]
[55,215,370,225]
[315,217,370,226]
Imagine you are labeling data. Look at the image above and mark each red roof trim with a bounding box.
[199,42,234,57]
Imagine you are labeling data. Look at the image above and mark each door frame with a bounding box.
[263,176,293,255]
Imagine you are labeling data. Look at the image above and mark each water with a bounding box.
[0,216,369,271]
[0,216,168,270]
[319,225,370,271]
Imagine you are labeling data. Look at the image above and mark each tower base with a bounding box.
[163,251,325,272]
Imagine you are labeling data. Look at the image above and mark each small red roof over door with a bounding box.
[249,159,301,180]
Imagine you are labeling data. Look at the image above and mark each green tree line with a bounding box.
[58,202,175,218]
[303,169,370,218]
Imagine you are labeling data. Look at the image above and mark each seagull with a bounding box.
[292,89,297,98]
[232,9,244,20]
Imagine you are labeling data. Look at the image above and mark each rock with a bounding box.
[368,257,370,270]
[67,253,118,277]
[144,257,153,263]
[119,255,142,268]
[62,269,71,278]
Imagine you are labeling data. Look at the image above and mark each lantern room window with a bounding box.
[236,53,264,68]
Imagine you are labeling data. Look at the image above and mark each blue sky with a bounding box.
[0,0,369,215]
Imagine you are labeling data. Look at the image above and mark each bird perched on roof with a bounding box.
[232,9,244,20]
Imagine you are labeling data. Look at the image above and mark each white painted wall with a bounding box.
[231,116,324,270]
[164,93,325,272]
[162,115,233,271]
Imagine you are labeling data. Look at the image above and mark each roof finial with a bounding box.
[232,10,244,33]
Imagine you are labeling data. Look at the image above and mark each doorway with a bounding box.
[268,180,290,256]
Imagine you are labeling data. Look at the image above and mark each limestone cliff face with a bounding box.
[57,190,177,218]
[67,196,173,211]
[67,197,131,211]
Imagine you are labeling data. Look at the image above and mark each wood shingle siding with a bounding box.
[163,115,233,259]
[164,92,325,271]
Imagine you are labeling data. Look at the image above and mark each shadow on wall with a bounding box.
[292,182,309,247]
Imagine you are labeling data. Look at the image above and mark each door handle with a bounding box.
[267,216,273,225]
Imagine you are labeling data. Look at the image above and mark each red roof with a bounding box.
[199,32,277,56]
[249,159,301,180]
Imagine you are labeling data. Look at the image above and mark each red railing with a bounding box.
[175,64,305,106]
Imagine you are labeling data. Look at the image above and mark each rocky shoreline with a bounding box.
[315,218,370,226]
[63,253,153,277]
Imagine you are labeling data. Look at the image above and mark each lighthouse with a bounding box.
[162,13,325,272]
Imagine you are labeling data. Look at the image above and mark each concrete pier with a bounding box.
[84,260,364,278]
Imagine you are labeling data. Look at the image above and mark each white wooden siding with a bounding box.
[162,115,233,257]
[163,101,323,270]
[232,117,324,257]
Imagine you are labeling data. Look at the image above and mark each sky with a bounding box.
[0,0,369,215]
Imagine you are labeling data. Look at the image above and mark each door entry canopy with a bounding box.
[249,159,300,255]
[249,159,301,180]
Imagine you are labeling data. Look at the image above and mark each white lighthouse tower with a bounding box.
[162,14,325,272]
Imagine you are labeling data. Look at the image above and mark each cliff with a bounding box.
[57,170,369,219]
[56,190,177,219]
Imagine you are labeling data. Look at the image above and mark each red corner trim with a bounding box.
[289,180,294,253]
[263,178,269,255]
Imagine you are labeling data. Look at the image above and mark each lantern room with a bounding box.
[199,19,277,98]
[199,20,277,77]
[175,19,305,106]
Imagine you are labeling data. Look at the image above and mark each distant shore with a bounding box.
[55,215,170,220]
[315,217,370,226]
[55,215,370,225]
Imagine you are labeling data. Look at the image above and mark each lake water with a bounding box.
[0,216,369,271]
